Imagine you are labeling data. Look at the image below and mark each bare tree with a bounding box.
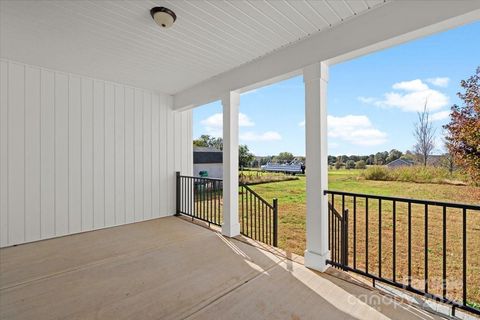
[413,101,436,166]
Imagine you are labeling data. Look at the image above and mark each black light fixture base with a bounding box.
[150,7,177,27]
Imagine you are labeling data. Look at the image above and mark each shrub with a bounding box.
[362,166,392,181]
[334,160,343,170]
[355,160,367,169]
[362,165,468,185]
[345,160,356,169]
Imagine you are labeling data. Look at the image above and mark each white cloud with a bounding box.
[431,110,450,122]
[201,112,254,128]
[240,131,282,142]
[426,77,450,87]
[200,112,254,136]
[299,115,387,146]
[202,127,222,137]
[200,113,223,129]
[372,79,449,112]
[392,79,429,92]
[240,113,255,126]
[328,115,387,146]
[200,112,281,142]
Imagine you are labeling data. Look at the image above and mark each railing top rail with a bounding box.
[179,175,223,182]
[240,183,274,209]
[324,190,480,211]
[328,202,343,218]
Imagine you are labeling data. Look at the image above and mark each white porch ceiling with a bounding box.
[0,0,386,95]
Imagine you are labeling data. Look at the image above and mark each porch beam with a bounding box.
[173,1,480,110]
[303,62,329,272]
[221,91,241,237]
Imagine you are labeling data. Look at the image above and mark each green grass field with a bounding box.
[248,169,480,305]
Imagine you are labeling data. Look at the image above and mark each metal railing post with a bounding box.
[175,171,181,216]
[273,198,278,247]
[344,208,349,270]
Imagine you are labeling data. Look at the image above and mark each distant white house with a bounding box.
[386,158,415,168]
[193,147,223,179]
[261,161,305,174]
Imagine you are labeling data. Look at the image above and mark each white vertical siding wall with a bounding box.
[0,59,192,247]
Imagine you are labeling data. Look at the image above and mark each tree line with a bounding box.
[328,149,408,168]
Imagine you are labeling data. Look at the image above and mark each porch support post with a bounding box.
[221,91,241,237]
[303,61,330,272]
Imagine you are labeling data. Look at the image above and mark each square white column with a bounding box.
[221,91,241,237]
[303,62,330,271]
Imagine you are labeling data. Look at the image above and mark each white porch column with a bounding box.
[221,91,241,237]
[303,62,330,272]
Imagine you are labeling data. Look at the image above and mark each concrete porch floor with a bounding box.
[0,217,445,320]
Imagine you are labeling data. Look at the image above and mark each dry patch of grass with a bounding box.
[362,165,469,185]
[239,170,298,185]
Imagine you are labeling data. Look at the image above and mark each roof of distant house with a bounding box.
[386,158,414,167]
[193,146,222,164]
[193,146,222,153]
[427,154,444,166]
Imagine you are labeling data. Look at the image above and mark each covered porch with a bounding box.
[1,0,480,319]
[1,217,442,320]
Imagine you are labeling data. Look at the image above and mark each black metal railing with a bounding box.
[176,172,278,247]
[329,202,348,269]
[176,172,223,226]
[240,184,278,247]
[325,190,480,316]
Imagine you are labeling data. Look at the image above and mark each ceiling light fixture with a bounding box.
[150,7,176,28]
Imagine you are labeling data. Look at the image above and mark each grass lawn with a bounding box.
[249,169,480,305]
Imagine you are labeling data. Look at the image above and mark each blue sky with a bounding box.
[193,21,480,157]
